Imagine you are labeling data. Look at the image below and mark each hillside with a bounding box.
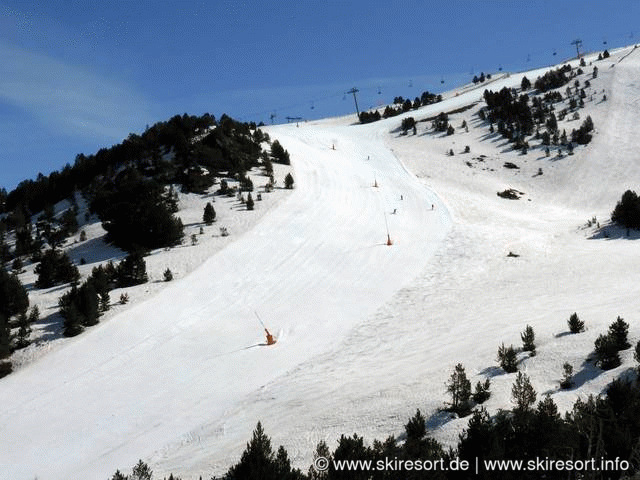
[1,45,640,479]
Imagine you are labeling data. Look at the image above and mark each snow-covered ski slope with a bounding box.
[2,45,640,479]
[0,93,450,478]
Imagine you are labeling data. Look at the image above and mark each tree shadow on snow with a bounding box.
[478,365,504,378]
[478,131,503,143]
[33,311,65,342]
[426,409,457,431]
[567,357,604,389]
[554,331,573,338]
[243,342,270,349]
[66,235,126,265]
[589,224,640,240]
[544,357,604,395]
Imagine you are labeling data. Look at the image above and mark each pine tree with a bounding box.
[536,394,560,422]
[608,316,630,350]
[246,193,254,211]
[163,268,173,282]
[401,408,443,462]
[203,202,216,225]
[497,343,518,373]
[520,325,536,354]
[11,257,22,274]
[0,313,11,360]
[332,434,372,479]
[110,469,127,480]
[284,173,294,189]
[34,248,80,288]
[446,363,472,415]
[457,408,495,464]
[511,371,537,414]
[79,282,100,327]
[117,252,148,287]
[472,378,491,404]
[273,445,304,480]
[262,151,273,176]
[308,440,331,480]
[594,334,620,370]
[546,113,558,133]
[404,408,426,441]
[634,340,640,372]
[560,362,573,389]
[270,140,291,165]
[521,76,531,90]
[226,422,277,479]
[568,312,585,333]
[401,117,416,134]
[14,312,31,349]
[99,292,111,312]
[62,301,83,337]
[0,268,29,321]
[131,459,152,480]
[28,305,40,324]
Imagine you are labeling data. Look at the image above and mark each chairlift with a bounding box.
[603,39,607,45]
[526,53,531,62]
[377,86,382,95]
[440,77,445,84]
[408,79,413,88]
[498,65,503,71]
[310,101,315,110]
[553,49,557,56]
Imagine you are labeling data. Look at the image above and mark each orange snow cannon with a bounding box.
[265,328,277,346]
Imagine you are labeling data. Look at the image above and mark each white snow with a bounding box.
[1,44,640,479]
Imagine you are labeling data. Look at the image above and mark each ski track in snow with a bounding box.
[2,45,640,479]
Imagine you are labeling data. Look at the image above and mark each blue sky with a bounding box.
[1,0,638,190]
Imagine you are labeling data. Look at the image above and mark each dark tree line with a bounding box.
[359,91,442,124]
[0,267,29,376]
[270,140,290,165]
[89,169,184,252]
[483,88,534,137]
[109,370,640,480]
[1,112,271,256]
[571,115,594,145]
[34,248,80,288]
[533,65,572,92]
[60,252,148,336]
[5,113,216,215]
